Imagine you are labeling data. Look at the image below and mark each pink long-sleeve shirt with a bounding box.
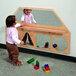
[6,24,21,44]
[21,13,36,24]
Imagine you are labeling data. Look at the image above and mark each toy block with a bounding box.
[45,42,49,44]
[43,64,50,73]
[34,65,39,70]
[45,67,50,70]
[44,42,49,48]
[44,69,50,73]
[37,45,39,48]
[44,64,49,68]
[27,57,35,64]
[34,65,37,69]
[36,65,39,67]
[36,60,39,66]
[45,46,48,48]
[53,43,57,48]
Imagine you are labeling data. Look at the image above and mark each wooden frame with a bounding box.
[14,7,71,54]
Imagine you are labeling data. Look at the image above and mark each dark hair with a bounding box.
[23,9,32,13]
[6,15,15,27]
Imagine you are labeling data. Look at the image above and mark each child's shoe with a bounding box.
[30,42,33,45]
[13,61,23,66]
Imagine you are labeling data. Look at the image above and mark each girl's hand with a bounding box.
[20,41,24,45]
[20,22,24,27]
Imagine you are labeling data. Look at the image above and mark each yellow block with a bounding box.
[44,69,50,73]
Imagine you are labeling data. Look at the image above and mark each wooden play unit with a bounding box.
[14,7,71,54]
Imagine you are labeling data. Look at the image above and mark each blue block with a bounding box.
[36,65,39,67]
[44,64,49,68]
[53,44,57,48]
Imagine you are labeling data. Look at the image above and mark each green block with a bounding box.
[36,60,39,65]
[45,42,49,44]
[27,58,35,64]
[37,45,39,48]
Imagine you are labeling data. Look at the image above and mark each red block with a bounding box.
[45,67,50,70]
[45,46,48,48]
[34,65,39,70]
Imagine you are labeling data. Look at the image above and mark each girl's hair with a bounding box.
[6,15,15,27]
[23,9,32,13]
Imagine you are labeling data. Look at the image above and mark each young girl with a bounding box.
[21,9,36,45]
[6,15,24,66]
[21,8,36,24]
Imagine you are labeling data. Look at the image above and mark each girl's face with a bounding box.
[15,17,17,24]
[24,9,31,15]
[12,17,17,27]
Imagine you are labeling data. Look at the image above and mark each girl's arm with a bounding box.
[15,23,21,27]
[12,35,24,44]
[15,23,24,28]
[31,14,37,24]
[21,15,25,22]
[12,34,21,44]
[11,30,24,44]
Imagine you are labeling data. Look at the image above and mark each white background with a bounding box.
[0,0,76,57]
